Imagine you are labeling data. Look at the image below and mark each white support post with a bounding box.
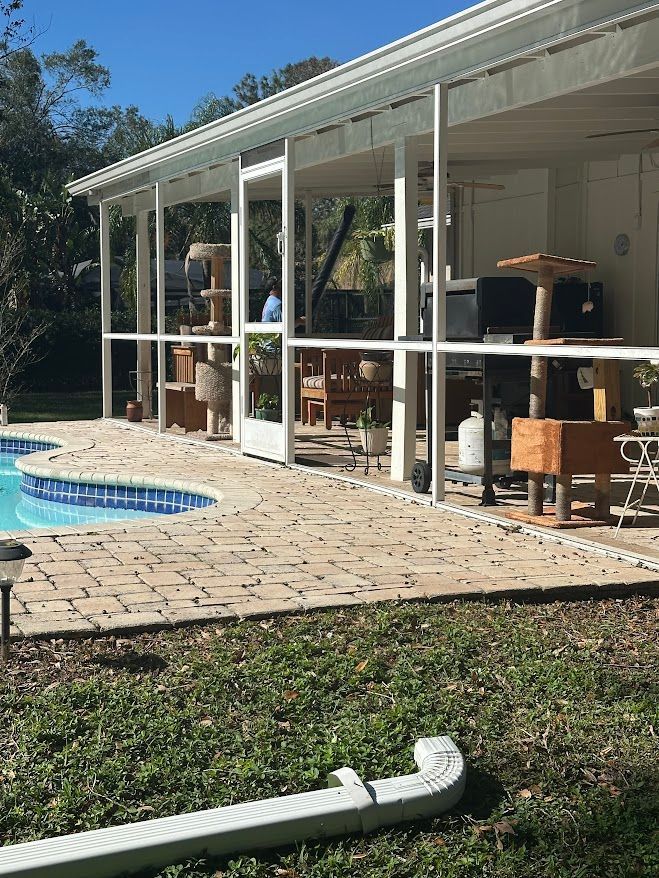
[283,139,296,464]
[230,170,241,443]
[136,210,152,419]
[238,160,250,448]
[304,191,313,334]
[391,136,419,483]
[99,201,112,418]
[432,83,449,505]
[155,183,167,434]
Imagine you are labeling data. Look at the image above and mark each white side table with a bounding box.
[613,435,659,537]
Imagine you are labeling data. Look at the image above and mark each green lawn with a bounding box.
[1,599,657,877]
[9,391,135,423]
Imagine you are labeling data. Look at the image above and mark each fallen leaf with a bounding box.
[517,788,533,799]
[355,660,369,673]
[283,690,299,702]
[493,819,517,851]
[494,820,517,836]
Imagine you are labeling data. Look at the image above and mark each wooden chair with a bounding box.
[300,349,392,430]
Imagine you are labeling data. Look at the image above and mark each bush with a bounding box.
[24,308,139,392]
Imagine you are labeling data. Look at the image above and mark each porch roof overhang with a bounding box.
[68,0,659,209]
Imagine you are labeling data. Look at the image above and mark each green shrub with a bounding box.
[24,308,139,391]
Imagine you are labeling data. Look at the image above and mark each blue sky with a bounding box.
[22,0,471,124]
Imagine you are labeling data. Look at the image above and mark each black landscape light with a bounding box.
[0,539,32,662]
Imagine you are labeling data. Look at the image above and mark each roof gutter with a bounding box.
[0,736,465,878]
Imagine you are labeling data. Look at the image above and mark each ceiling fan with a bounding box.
[586,128,659,150]
[416,161,505,191]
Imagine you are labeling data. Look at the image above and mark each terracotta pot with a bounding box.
[126,400,143,423]
[359,359,393,382]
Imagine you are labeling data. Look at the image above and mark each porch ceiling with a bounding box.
[234,64,659,199]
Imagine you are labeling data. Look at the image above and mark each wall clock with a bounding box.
[614,233,630,256]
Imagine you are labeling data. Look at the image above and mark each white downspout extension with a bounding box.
[0,737,465,878]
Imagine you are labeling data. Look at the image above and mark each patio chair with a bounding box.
[300,349,392,429]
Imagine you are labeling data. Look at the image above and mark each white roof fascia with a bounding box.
[69,0,659,203]
[116,10,659,215]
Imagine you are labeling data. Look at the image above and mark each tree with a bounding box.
[0,39,124,307]
[189,56,339,125]
[0,0,34,61]
[0,228,48,405]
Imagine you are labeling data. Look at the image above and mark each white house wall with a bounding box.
[457,155,659,410]
[459,169,552,275]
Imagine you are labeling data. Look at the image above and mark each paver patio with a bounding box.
[3,419,659,639]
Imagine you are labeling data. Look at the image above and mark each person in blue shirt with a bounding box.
[261,277,282,322]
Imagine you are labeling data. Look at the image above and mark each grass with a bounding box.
[1,598,657,877]
[9,391,135,423]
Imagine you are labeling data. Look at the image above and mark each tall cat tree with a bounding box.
[188,243,233,439]
[497,254,627,526]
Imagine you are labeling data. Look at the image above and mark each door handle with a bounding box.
[277,230,284,256]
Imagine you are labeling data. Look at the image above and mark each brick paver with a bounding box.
[1,419,658,639]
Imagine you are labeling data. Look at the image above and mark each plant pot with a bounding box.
[359,359,393,382]
[358,425,389,456]
[126,400,143,423]
[251,355,282,376]
[359,237,393,265]
[255,408,281,422]
[634,406,659,435]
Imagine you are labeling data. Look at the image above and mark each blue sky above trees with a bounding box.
[22,0,470,124]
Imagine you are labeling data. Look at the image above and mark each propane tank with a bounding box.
[458,400,510,475]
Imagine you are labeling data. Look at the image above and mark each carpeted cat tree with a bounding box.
[188,243,233,439]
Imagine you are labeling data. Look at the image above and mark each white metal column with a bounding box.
[136,209,152,419]
[391,136,419,483]
[238,159,249,443]
[230,171,241,443]
[283,139,296,464]
[155,182,167,433]
[304,191,313,334]
[432,83,449,505]
[99,201,112,418]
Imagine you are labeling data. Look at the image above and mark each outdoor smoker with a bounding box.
[408,275,604,503]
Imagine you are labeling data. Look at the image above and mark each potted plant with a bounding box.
[359,350,393,383]
[233,333,282,375]
[354,227,394,265]
[633,362,659,434]
[255,393,281,422]
[356,406,389,456]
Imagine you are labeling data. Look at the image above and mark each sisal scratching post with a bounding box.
[527,265,554,515]
[497,254,596,518]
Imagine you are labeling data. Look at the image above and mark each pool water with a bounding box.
[0,453,155,531]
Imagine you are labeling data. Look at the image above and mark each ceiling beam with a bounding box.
[449,14,659,126]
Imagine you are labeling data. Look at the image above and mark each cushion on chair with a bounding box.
[302,375,338,390]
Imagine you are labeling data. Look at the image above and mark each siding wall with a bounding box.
[457,155,659,412]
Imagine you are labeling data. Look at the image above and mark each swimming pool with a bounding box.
[0,452,156,530]
[0,434,217,531]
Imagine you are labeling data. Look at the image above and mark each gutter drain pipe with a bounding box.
[0,736,465,878]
